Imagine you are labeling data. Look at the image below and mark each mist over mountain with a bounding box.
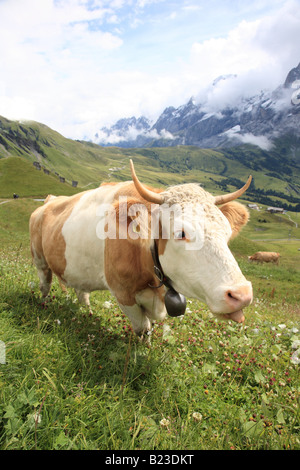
[94,62,300,151]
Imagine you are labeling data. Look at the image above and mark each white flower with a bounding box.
[291,340,300,350]
[162,324,172,337]
[192,412,203,422]
[291,349,300,365]
[54,319,61,325]
[27,412,42,425]
[278,324,286,330]
[103,301,113,309]
[160,418,170,428]
[34,413,42,424]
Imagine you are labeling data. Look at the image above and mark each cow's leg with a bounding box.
[75,289,91,311]
[58,277,68,293]
[31,244,53,297]
[119,303,151,340]
[37,266,53,297]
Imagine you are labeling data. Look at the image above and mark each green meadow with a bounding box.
[0,189,299,450]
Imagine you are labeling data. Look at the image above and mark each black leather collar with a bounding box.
[150,240,173,290]
[149,240,187,317]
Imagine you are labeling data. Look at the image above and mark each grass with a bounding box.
[1,115,300,206]
[0,157,79,199]
[0,198,299,450]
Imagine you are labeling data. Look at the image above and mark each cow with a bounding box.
[248,251,280,265]
[29,160,253,338]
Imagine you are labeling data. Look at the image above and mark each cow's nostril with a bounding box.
[225,286,253,310]
[226,291,239,302]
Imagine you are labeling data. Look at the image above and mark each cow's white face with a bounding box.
[158,184,252,321]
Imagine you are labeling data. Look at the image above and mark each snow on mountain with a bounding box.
[94,62,300,149]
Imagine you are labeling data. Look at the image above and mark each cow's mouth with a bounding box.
[218,310,245,323]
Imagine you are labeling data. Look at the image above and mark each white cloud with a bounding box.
[238,134,274,150]
[225,128,275,151]
[185,0,300,104]
[0,0,299,140]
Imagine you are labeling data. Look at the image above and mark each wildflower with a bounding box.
[103,301,113,309]
[291,350,300,365]
[54,319,61,325]
[291,340,300,350]
[192,412,203,423]
[28,412,42,425]
[278,324,286,330]
[162,324,172,337]
[160,418,170,428]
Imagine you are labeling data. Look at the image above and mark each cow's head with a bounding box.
[130,160,253,323]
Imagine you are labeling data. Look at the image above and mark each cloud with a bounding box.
[238,134,274,150]
[185,0,300,103]
[223,126,274,150]
[0,0,300,141]
[95,123,176,145]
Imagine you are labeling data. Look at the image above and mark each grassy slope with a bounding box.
[0,197,299,450]
[0,157,79,198]
[0,117,299,450]
[1,116,300,206]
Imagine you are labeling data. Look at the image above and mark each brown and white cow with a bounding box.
[29,160,253,337]
[248,251,280,264]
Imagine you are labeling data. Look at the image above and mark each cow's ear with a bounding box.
[219,201,249,239]
[113,197,151,242]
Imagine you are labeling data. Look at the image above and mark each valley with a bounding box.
[1,115,300,212]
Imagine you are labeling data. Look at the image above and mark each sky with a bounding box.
[0,0,300,141]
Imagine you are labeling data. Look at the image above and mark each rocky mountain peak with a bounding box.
[284,62,300,88]
[94,62,300,149]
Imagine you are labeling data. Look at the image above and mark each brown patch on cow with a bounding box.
[105,236,164,306]
[219,201,249,239]
[30,191,88,280]
[104,182,165,306]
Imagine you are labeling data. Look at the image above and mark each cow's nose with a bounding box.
[225,284,253,311]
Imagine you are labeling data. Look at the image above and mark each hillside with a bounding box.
[0,157,78,199]
[1,115,300,210]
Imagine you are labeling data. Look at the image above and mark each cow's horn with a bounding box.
[130,159,164,204]
[214,175,252,205]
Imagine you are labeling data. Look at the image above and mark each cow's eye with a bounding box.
[174,230,186,240]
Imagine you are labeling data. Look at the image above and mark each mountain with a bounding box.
[1,114,300,210]
[95,116,153,147]
[95,63,300,150]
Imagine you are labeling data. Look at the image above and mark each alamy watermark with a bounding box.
[96,198,206,251]
[0,340,5,365]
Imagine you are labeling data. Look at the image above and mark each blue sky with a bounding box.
[0,0,299,140]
